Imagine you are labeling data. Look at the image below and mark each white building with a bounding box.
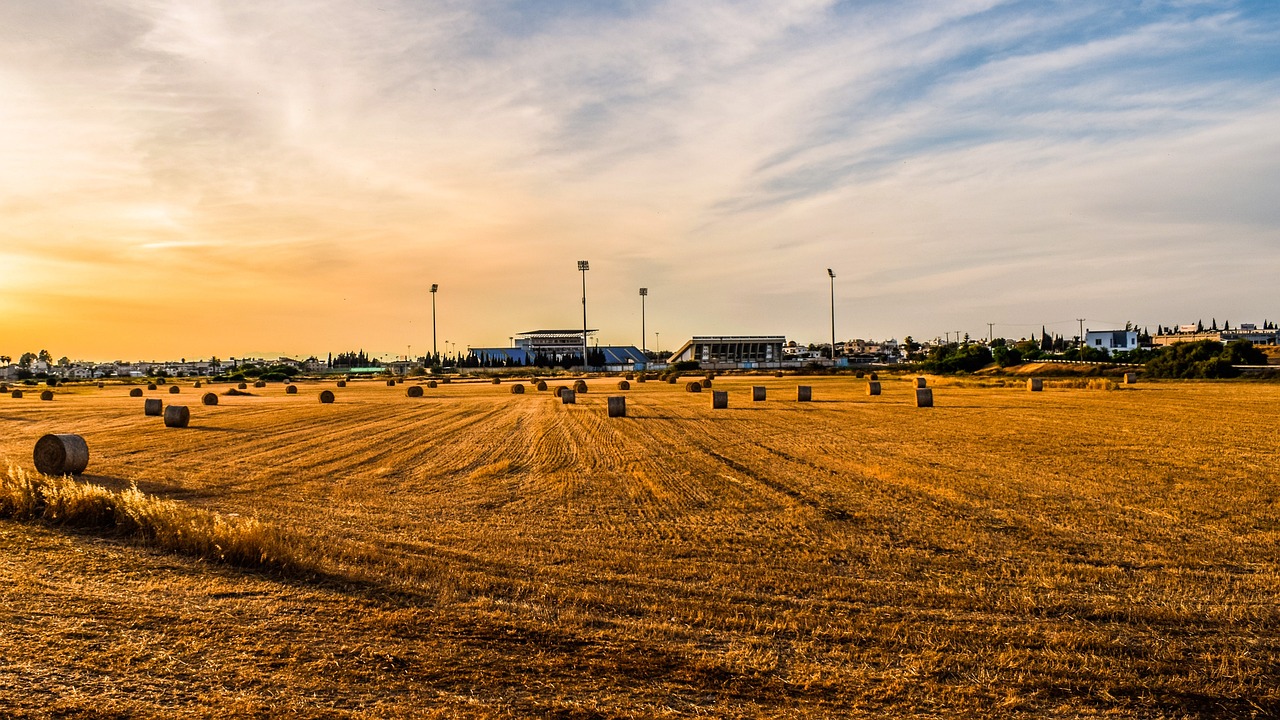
[1085,330,1139,354]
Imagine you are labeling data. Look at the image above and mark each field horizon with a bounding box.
[1,374,1277,718]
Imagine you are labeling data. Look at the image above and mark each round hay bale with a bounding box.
[285,385,298,394]
[40,390,54,401]
[617,380,630,390]
[441,377,451,384]
[193,381,202,388]
[319,390,335,404]
[775,371,784,378]
[492,377,501,385]
[426,380,438,389]
[163,405,190,428]
[254,380,267,388]
[201,392,218,406]
[33,434,89,476]
[870,372,879,380]
[11,390,23,399]
[157,377,167,385]
[406,385,424,398]
[45,378,58,387]
[573,380,588,393]
[560,389,576,404]
[797,386,812,402]
[129,388,143,397]
[1027,378,1043,392]
[855,370,865,378]
[624,373,634,381]
[536,380,548,392]
[1123,372,1137,384]
[711,390,728,409]
[168,385,180,394]
[386,379,396,387]
[867,381,882,396]
[700,378,712,388]
[667,376,678,384]
[914,377,927,388]
[97,382,105,389]
[685,381,702,393]
[915,388,934,408]
[237,382,248,390]
[144,398,163,416]
[0,383,7,392]
[554,386,567,398]
[147,383,157,391]
[510,384,525,394]
[336,380,347,388]
[752,386,766,402]
[607,396,626,417]
[636,374,647,383]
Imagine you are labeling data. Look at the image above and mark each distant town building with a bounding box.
[1152,327,1279,347]
[1084,330,1140,354]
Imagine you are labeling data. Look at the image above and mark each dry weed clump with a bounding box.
[0,463,310,573]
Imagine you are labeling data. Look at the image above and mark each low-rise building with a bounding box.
[667,336,786,369]
[1085,330,1140,354]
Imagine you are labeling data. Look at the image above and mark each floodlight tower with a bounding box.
[639,287,648,352]
[578,261,590,369]
[430,284,439,358]
[827,269,837,363]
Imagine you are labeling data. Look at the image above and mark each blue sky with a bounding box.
[0,0,1277,358]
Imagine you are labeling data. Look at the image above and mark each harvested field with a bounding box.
[0,376,1277,718]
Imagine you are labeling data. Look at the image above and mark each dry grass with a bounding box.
[0,463,311,573]
[0,376,1277,718]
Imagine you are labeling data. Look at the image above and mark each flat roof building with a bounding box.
[667,336,786,369]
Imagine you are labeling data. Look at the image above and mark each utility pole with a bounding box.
[1077,318,1086,349]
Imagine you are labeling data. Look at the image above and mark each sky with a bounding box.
[2,0,1278,361]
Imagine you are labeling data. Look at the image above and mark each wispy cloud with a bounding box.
[0,0,1276,356]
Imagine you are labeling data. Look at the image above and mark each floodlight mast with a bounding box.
[827,269,837,363]
[639,287,648,353]
[430,283,439,360]
[578,261,590,369]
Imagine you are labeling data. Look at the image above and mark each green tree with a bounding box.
[1145,340,1237,379]
[1221,339,1265,366]
[38,350,52,364]
[923,343,992,373]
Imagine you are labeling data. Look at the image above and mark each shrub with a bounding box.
[992,345,1023,368]
[924,343,993,374]
[1145,340,1239,379]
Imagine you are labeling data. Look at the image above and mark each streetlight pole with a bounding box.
[1077,318,1086,351]
[430,284,438,360]
[639,287,648,353]
[827,269,837,364]
[655,332,660,355]
[578,260,590,370]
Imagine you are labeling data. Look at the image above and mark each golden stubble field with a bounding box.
[0,375,1277,719]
